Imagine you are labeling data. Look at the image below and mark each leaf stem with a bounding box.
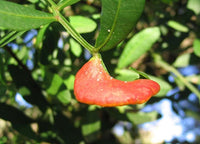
[47,0,95,54]
[153,54,200,101]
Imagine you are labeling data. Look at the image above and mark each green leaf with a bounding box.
[173,53,191,67]
[95,0,145,51]
[69,16,97,33]
[81,111,101,143]
[167,20,189,32]
[57,90,71,105]
[150,76,172,97]
[129,67,150,79]
[0,0,56,31]
[187,0,200,15]
[58,0,80,11]
[118,27,160,69]
[64,74,75,90]
[115,69,139,81]
[70,38,82,57]
[127,111,158,125]
[46,74,63,95]
[0,31,26,47]
[193,39,200,57]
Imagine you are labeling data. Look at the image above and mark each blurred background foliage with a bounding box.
[0,0,200,143]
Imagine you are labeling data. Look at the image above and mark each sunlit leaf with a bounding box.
[0,0,56,30]
[173,53,191,67]
[193,39,200,57]
[69,16,97,33]
[95,0,145,51]
[57,90,71,105]
[64,74,75,90]
[118,27,160,69]
[70,38,82,57]
[187,0,200,15]
[167,20,189,32]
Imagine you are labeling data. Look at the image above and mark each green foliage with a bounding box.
[95,0,145,51]
[0,0,56,30]
[118,27,160,69]
[0,0,200,143]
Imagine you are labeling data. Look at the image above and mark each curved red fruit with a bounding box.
[74,55,160,107]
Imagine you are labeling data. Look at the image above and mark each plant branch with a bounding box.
[47,0,95,54]
[3,46,30,73]
[153,54,200,101]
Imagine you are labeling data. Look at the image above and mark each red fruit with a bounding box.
[74,55,160,107]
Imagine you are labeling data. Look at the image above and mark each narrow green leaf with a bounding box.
[129,67,150,79]
[118,27,160,69]
[187,0,200,15]
[95,0,145,51]
[0,31,26,47]
[127,111,158,125]
[70,38,82,57]
[193,39,200,57]
[58,0,80,11]
[69,16,97,33]
[167,20,189,32]
[0,0,56,31]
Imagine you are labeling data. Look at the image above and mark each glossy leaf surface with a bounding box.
[95,0,145,51]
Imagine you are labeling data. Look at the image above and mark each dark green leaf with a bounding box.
[8,65,48,110]
[0,54,6,84]
[118,27,160,69]
[39,25,60,65]
[0,0,56,31]
[95,0,145,51]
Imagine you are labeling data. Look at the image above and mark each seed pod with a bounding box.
[74,55,160,107]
